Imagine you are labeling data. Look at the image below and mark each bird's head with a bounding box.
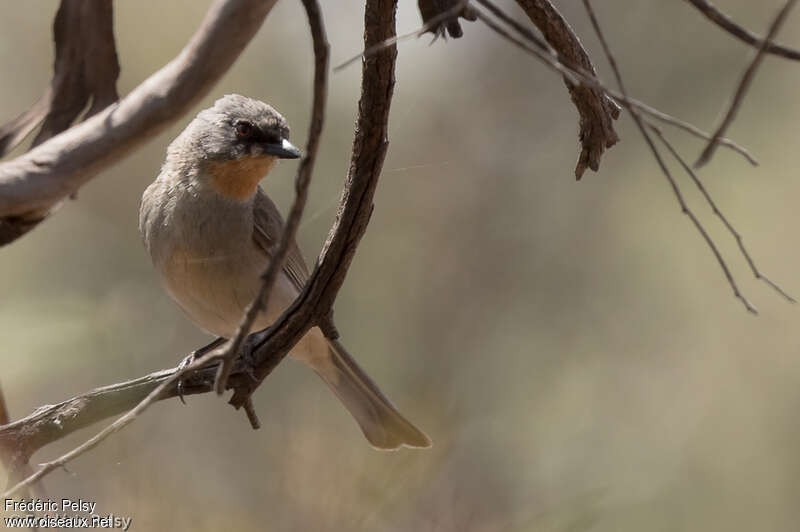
[169,94,301,200]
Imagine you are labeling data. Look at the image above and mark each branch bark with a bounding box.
[514,0,620,179]
[0,0,278,246]
[228,0,399,408]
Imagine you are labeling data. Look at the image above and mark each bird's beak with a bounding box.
[263,138,301,159]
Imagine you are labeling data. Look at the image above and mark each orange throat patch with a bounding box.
[207,156,277,201]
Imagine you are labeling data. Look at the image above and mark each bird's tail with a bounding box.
[310,338,431,450]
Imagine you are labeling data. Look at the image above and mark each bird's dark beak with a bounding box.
[264,138,301,159]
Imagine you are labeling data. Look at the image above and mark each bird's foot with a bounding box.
[177,337,226,404]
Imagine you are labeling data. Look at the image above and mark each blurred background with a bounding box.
[2,1,800,530]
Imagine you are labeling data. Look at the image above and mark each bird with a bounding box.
[139,94,431,450]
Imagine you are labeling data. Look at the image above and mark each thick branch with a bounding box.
[0,365,220,465]
[32,0,120,148]
[0,0,278,245]
[228,0,399,408]
[513,0,620,179]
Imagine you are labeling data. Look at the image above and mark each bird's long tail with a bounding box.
[310,338,431,450]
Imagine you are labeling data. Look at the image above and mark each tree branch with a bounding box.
[1,352,229,498]
[512,0,620,179]
[685,0,800,61]
[695,0,797,168]
[580,0,760,313]
[0,0,278,246]
[228,0,399,409]
[214,0,330,396]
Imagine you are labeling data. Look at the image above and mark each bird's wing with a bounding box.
[252,187,310,293]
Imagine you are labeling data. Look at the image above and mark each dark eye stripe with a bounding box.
[233,120,283,144]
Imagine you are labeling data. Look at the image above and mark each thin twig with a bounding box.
[213,0,329,395]
[242,397,261,430]
[630,95,757,166]
[471,1,757,166]
[650,124,794,302]
[2,351,224,498]
[334,0,468,72]
[685,0,800,61]
[695,0,797,168]
[581,0,758,314]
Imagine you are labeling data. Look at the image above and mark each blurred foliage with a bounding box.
[2,1,800,530]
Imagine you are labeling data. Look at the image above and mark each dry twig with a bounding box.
[470,1,757,166]
[685,0,800,60]
[650,125,794,302]
[580,0,760,313]
[695,0,798,168]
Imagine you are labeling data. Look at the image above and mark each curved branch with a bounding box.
[0,0,278,245]
[228,0,399,408]
[685,0,800,60]
[214,0,330,395]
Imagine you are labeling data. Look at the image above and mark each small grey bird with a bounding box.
[139,94,431,450]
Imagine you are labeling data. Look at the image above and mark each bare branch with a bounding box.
[473,2,757,169]
[685,0,800,61]
[630,96,757,166]
[512,0,620,179]
[695,0,797,168]
[650,124,794,303]
[2,352,226,498]
[229,0,399,408]
[215,0,330,395]
[0,0,279,246]
[0,357,239,471]
[581,0,759,313]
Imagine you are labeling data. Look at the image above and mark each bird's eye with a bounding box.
[235,122,254,139]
